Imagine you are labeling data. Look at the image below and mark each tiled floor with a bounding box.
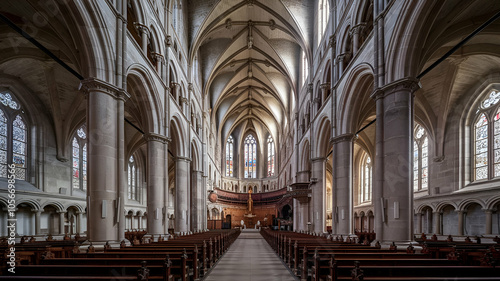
[203,229,298,281]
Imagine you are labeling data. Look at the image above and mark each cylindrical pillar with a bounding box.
[175,157,191,233]
[332,134,354,235]
[33,210,41,235]
[416,212,422,234]
[311,158,326,233]
[371,78,420,243]
[433,212,441,235]
[146,134,167,235]
[485,209,493,235]
[59,212,66,234]
[191,170,203,232]
[457,211,464,236]
[80,78,130,242]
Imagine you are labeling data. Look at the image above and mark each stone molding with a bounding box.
[370,77,420,100]
[79,78,130,101]
[144,133,170,144]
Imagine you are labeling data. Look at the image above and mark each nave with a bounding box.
[204,229,296,281]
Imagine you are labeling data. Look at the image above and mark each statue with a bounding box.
[247,188,253,212]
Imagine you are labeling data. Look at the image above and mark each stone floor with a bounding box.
[203,229,298,281]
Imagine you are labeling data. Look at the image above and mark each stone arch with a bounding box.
[126,65,163,133]
[315,116,331,158]
[338,63,375,134]
[169,115,187,157]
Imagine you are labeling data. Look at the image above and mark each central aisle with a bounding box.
[204,229,298,281]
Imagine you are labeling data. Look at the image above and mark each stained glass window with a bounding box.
[475,114,488,180]
[0,110,7,178]
[0,92,28,181]
[72,125,87,190]
[360,154,371,203]
[267,135,275,177]
[226,136,233,177]
[72,138,79,189]
[128,156,137,200]
[244,134,257,178]
[0,92,20,110]
[413,141,418,191]
[414,124,429,191]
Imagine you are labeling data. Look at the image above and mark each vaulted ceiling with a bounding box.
[189,0,314,145]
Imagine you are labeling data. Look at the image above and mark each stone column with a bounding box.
[457,211,464,236]
[175,157,191,233]
[146,133,167,235]
[336,54,345,77]
[76,212,83,234]
[152,53,164,73]
[332,134,355,235]
[80,78,129,242]
[32,210,41,235]
[416,212,422,234]
[134,23,149,55]
[350,24,364,54]
[191,170,203,232]
[371,78,420,243]
[320,83,330,105]
[433,212,441,235]
[58,211,66,234]
[311,158,326,233]
[485,209,493,235]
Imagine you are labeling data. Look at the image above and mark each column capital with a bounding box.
[328,35,336,49]
[320,82,331,91]
[134,22,149,35]
[350,23,366,36]
[482,209,494,214]
[31,209,42,214]
[330,133,356,145]
[145,133,170,144]
[370,77,420,100]
[79,78,130,101]
[166,35,172,47]
[175,156,192,163]
[311,157,326,163]
[151,52,164,63]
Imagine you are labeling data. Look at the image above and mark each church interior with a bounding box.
[1,0,500,280]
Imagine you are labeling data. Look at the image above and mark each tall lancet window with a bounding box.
[128,156,137,200]
[413,124,429,191]
[72,126,87,190]
[359,153,372,203]
[226,136,234,177]
[267,135,275,177]
[317,0,330,45]
[244,134,257,178]
[0,92,27,180]
[473,90,500,181]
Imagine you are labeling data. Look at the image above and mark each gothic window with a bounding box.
[301,51,308,86]
[244,134,257,178]
[359,153,372,203]
[473,90,500,181]
[267,135,275,177]
[0,92,27,180]
[128,156,138,200]
[317,0,330,45]
[72,126,87,190]
[413,124,428,191]
[226,136,233,177]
